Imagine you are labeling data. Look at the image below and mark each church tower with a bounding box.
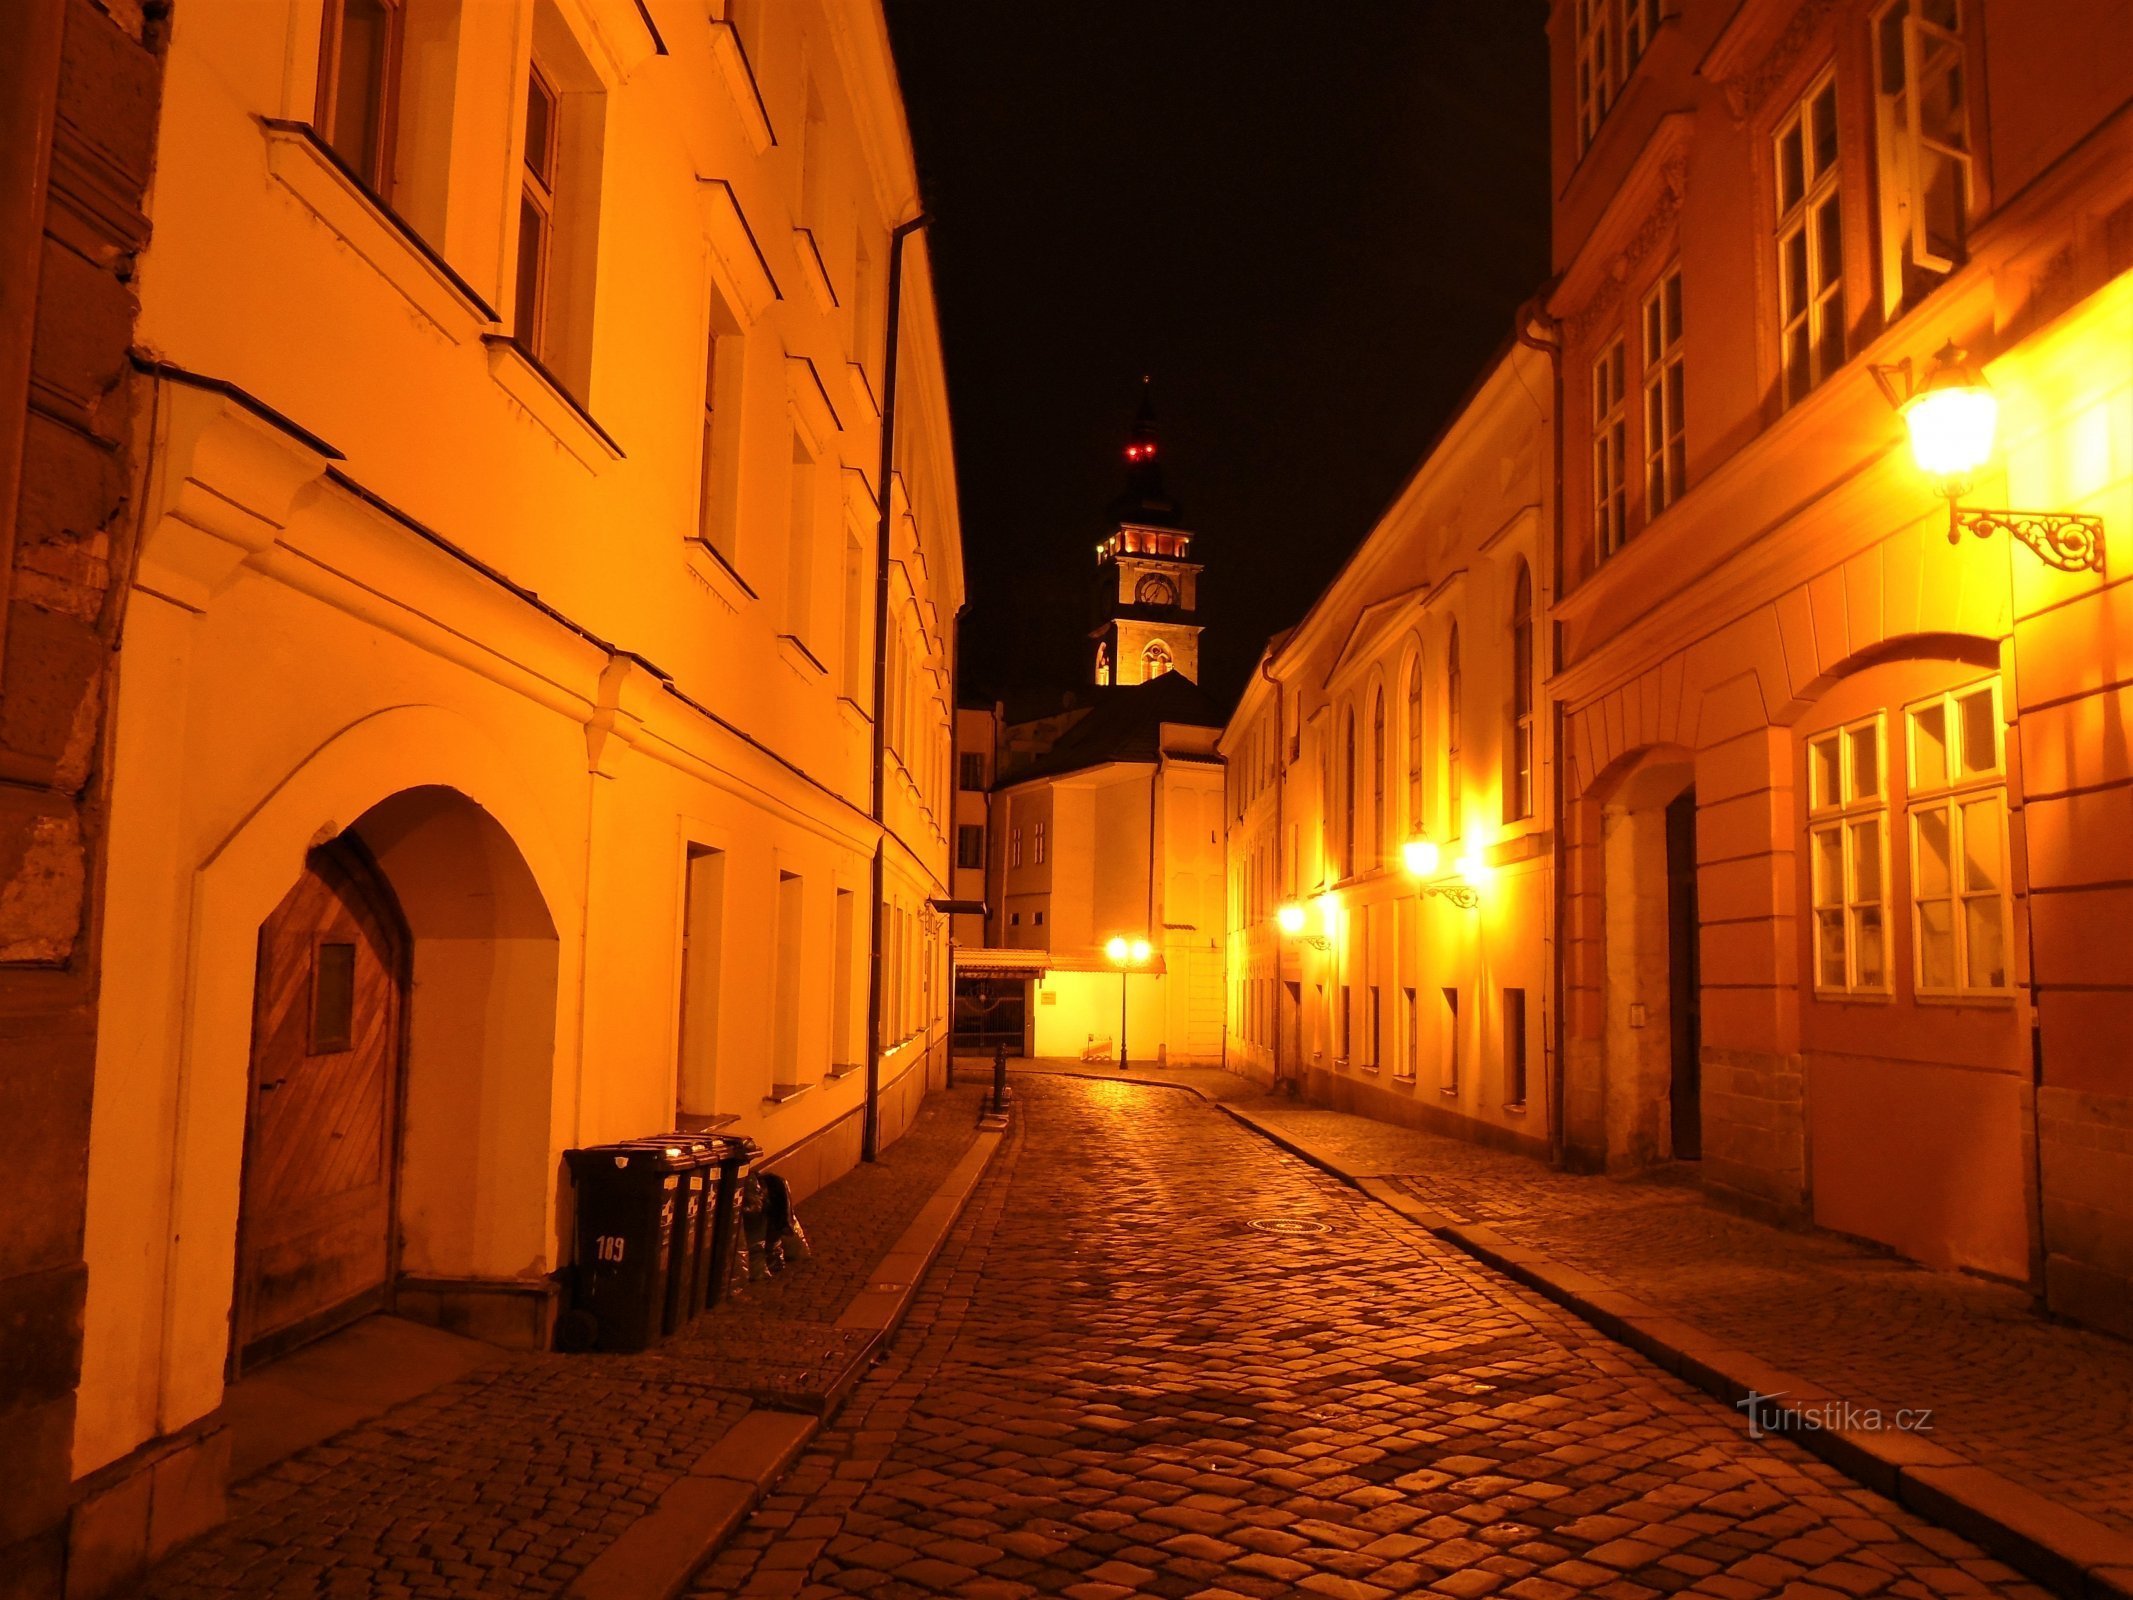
[1091,380,1204,687]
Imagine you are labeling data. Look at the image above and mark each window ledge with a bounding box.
[1355,1062,1381,1077]
[675,1111,740,1132]
[825,1061,863,1081]
[1503,1101,1528,1116]
[683,534,757,614]
[259,118,498,341]
[793,227,839,314]
[776,633,828,681]
[836,695,872,733]
[762,1081,814,1107]
[482,336,624,471]
[708,20,775,154]
[1440,1085,1460,1098]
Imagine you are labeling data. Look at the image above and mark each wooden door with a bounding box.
[232,845,405,1372]
[1666,788,1702,1161]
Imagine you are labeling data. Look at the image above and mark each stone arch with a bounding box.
[97,705,582,1434]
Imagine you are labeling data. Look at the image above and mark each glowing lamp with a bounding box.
[1400,837,1440,879]
[1871,340,2104,573]
[1314,892,1341,940]
[1902,345,1997,482]
[1129,938,1151,965]
[1105,935,1129,963]
[1275,902,1306,936]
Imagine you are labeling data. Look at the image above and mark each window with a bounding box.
[1642,266,1686,518]
[1372,688,1388,867]
[1339,984,1352,1063]
[309,941,357,1054]
[1807,714,1890,995]
[1507,565,1534,823]
[315,0,403,196]
[1776,73,1846,407]
[787,433,818,644]
[513,62,560,359]
[1342,706,1357,877]
[1593,338,1629,559]
[1368,985,1382,1068]
[1504,987,1528,1107]
[1873,0,1973,316]
[1907,679,2009,996]
[771,870,803,1090]
[1441,986,1460,1092]
[1008,911,1020,927]
[1399,986,1418,1081]
[1142,640,1174,680]
[1033,910,1046,927]
[1445,630,1464,841]
[831,887,856,1073]
[1314,982,1326,1058]
[840,533,866,698]
[1405,656,1423,832]
[959,753,985,791]
[1576,0,1659,150]
[1009,826,1022,868]
[1095,641,1111,686]
[1033,821,1047,865]
[697,291,743,558]
[676,845,726,1118]
[956,825,984,870]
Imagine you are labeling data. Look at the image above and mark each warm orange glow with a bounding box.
[1130,937,1152,964]
[1454,847,1490,891]
[1275,902,1306,936]
[1314,891,1341,939]
[1400,837,1440,878]
[1105,935,1129,963]
[1903,343,1998,482]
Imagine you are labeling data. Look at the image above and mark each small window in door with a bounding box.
[311,941,358,1054]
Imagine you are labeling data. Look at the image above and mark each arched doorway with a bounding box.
[231,843,407,1374]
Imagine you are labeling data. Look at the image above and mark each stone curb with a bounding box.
[565,1121,1009,1600]
[1061,1070,2133,1600]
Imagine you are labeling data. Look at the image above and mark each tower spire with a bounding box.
[1113,375,1181,527]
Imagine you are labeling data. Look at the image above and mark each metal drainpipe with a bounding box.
[943,600,967,1088]
[1515,288,1567,1168]
[864,212,930,1163]
[1261,650,1285,1091]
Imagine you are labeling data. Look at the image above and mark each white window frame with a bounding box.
[1775,71,1846,408]
[1033,820,1047,865]
[1905,677,2012,1000]
[1641,265,1685,519]
[1807,713,1891,998]
[1009,826,1021,869]
[1574,0,1659,154]
[1593,338,1629,560]
[1871,0,1975,316]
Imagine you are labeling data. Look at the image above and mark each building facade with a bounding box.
[1221,345,1558,1153]
[986,675,1228,1067]
[1,1,168,1590]
[68,0,962,1582]
[1545,0,2133,1326]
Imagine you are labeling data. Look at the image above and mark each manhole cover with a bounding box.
[1247,1217,1334,1236]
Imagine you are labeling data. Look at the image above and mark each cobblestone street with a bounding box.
[696,1074,2047,1600]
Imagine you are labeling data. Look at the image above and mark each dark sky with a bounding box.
[880,1,1552,713]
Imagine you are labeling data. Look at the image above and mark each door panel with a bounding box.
[234,847,404,1370]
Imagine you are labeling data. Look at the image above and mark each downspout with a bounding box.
[943,598,967,1087]
[1261,650,1286,1091]
[1515,289,1566,1168]
[864,212,930,1162]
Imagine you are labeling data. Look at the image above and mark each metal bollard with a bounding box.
[991,1042,1008,1117]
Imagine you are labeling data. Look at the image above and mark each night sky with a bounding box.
[880,1,1553,714]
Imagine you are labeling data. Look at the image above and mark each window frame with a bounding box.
[1870,0,1977,318]
[1592,337,1629,561]
[1904,676,2013,1001]
[315,0,406,201]
[1806,712,1892,999]
[514,58,562,360]
[1507,564,1535,824]
[1774,70,1847,408]
[1444,630,1464,842]
[1641,264,1686,519]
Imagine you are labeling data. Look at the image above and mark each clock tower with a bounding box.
[1092,380,1204,687]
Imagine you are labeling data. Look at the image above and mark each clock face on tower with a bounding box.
[1134,574,1178,608]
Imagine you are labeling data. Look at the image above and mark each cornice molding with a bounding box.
[1549,113,1694,347]
[1700,0,1842,122]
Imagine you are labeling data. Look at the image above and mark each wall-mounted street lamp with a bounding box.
[1873,340,2106,574]
[1401,836,1483,910]
[1105,934,1151,1072]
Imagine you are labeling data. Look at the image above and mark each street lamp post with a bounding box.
[1105,935,1151,1071]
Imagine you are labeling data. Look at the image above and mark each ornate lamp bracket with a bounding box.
[1946,497,2106,574]
[1420,882,1481,911]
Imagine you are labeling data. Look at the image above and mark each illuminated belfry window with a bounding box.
[1143,641,1174,679]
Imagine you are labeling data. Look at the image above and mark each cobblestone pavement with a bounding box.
[695,1074,2045,1600]
[131,1084,989,1599]
[1233,1102,2133,1540]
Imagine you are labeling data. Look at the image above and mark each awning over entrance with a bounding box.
[952,947,1052,980]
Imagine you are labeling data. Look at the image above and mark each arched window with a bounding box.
[1371,687,1387,866]
[1095,640,1111,686]
[1142,640,1173,680]
[1507,563,1534,822]
[1342,705,1357,878]
[1446,627,1464,840]
[1405,655,1423,835]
